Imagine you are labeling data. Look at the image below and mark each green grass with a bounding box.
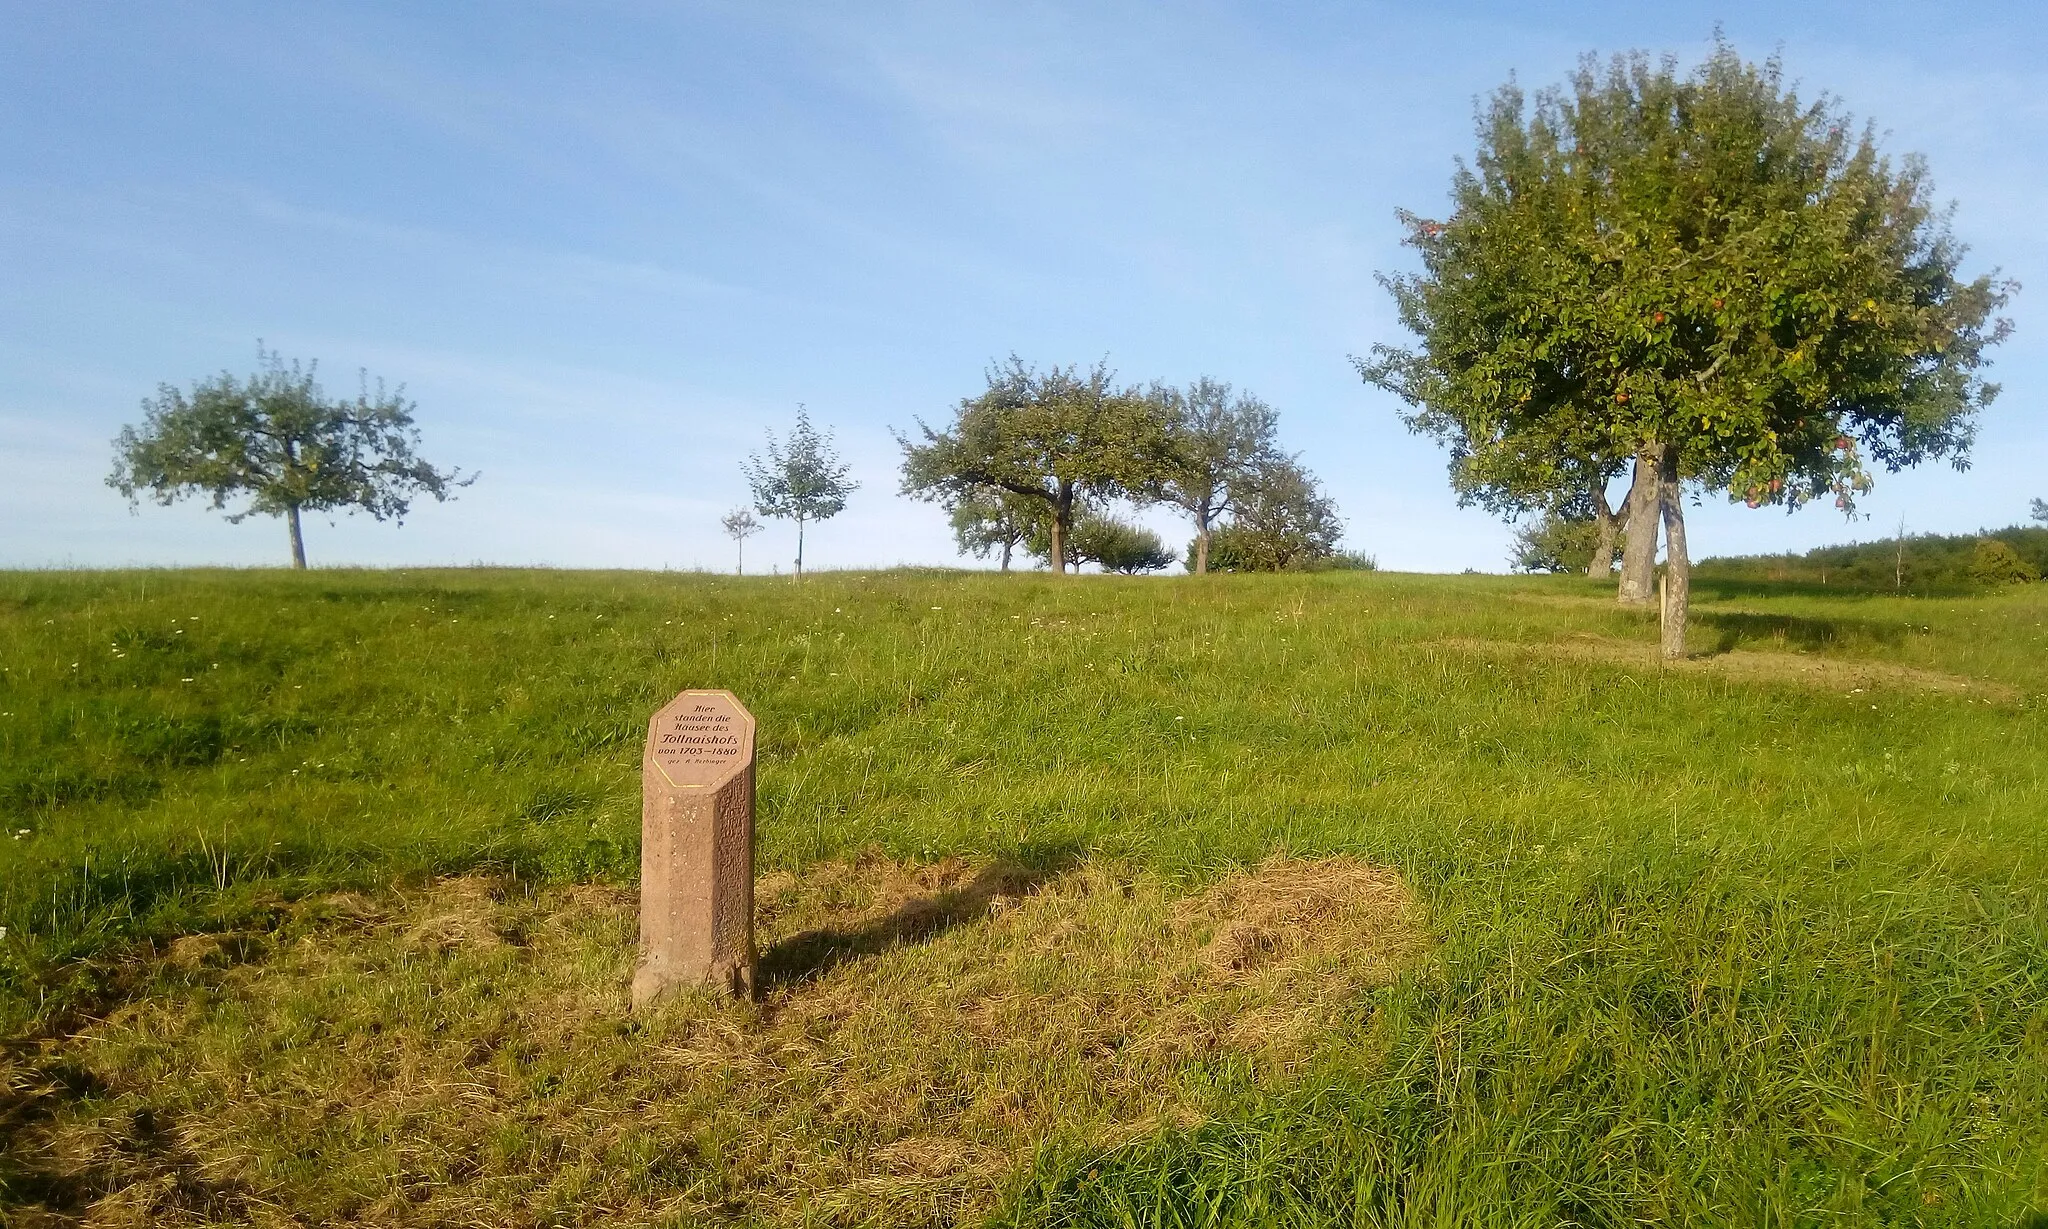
[3,566,2047,1225]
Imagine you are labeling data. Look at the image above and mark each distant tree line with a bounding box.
[1695,522,2047,592]
[898,357,1352,575]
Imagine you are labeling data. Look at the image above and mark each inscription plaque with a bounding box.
[633,689,757,1007]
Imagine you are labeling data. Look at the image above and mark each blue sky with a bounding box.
[4,1,2043,572]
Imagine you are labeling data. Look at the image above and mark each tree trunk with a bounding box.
[1194,504,1211,575]
[795,516,805,578]
[1587,483,1625,578]
[737,537,744,576]
[1000,539,1012,573]
[1050,482,1072,574]
[1616,448,1663,605]
[1658,449,1690,660]
[1894,516,1906,593]
[287,505,307,569]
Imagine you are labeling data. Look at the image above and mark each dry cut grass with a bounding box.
[3,855,1430,1228]
[1436,635,2025,703]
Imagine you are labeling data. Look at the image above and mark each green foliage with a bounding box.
[742,406,856,575]
[1359,41,2012,525]
[898,357,1174,573]
[743,406,855,526]
[1036,515,1173,574]
[720,507,760,542]
[1970,539,2041,586]
[1201,458,1344,572]
[1321,550,1380,572]
[1698,525,2048,592]
[107,346,471,566]
[2032,497,2047,525]
[1510,513,1601,573]
[947,487,1044,570]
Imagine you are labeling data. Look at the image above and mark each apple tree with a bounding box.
[108,346,471,568]
[743,405,857,578]
[1147,378,1283,575]
[1361,43,2012,655]
[898,357,1172,573]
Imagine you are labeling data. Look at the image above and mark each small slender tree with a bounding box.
[898,357,1173,574]
[2032,498,2047,525]
[107,345,471,568]
[1149,378,1282,575]
[720,506,762,575]
[742,406,856,577]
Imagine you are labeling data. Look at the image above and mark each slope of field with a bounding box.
[2,568,2046,1225]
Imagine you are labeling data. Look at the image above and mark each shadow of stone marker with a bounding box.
[633,689,757,1007]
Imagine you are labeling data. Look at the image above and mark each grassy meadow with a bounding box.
[2,566,2046,1226]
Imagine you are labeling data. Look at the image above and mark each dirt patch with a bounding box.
[5,855,1430,1228]
[1437,635,2023,703]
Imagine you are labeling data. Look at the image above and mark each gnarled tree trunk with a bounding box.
[1192,493,1216,575]
[1587,483,1627,579]
[1616,448,1663,605]
[1658,449,1690,659]
[1049,480,1075,574]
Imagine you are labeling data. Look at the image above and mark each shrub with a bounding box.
[1510,515,1601,574]
[1035,515,1174,574]
[1192,459,1346,572]
[1198,510,1348,573]
[1969,538,2040,586]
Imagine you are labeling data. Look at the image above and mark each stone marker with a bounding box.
[633,689,757,1007]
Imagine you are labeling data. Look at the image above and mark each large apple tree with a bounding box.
[108,346,472,568]
[898,357,1172,574]
[1360,43,2012,655]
